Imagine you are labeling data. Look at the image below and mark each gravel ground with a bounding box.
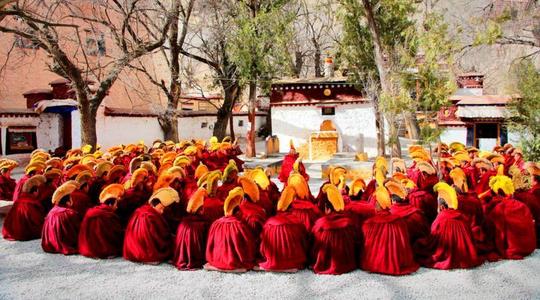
[2,160,540,299]
[1,217,540,299]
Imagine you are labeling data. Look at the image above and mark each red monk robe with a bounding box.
[408,189,438,223]
[258,214,308,271]
[118,187,151,225]
[285,199,321,231]
[12,174,30,202]
[0,174,16,201]
[311,212,358,274]
[205,216,256,270]
[123,204,173,263]
[361,210,419,275]
[205,187,257,271]
[417,209,482,269]
[2,192,46,241]
[173,214,208,270]
[238,199,267,238]
[278,152,309,183]
[78,204,124,258]
[390,202,429,244]
[488,195,536,259]
[70,188,94,217]
[528,181,540,247]
[41,206,82,255]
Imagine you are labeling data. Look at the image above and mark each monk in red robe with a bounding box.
[205,187,257,272]
[416,182,482,269]
[237,176,268,237]
[278,141,309,183]
[280,173,320,231]
[449,168,483,227]
[345,178,375,232]
[70,170,95,217]
[89,161,113,202]
[42,181,83,255]
[13,161,44,202]
[486,175,536,259]
[258,186,308,272]
[197,170,225,224]
[388,180,429,245]
[316,166,349,211]
[0,159,17,201]
[172,187,209,270]
[40,168,63,212]
[78,184,125,259]
[361,186,419,275]
[2,175,47,241]
[246,167,276,216]
[526,163,540,247]
[311,184,357,275]
[118,168,151,224]
[123,187,179,264]
[214,160,238,199]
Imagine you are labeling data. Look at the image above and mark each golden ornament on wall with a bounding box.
[323,88,332,96]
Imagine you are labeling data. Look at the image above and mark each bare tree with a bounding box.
[179,0,243,140]
[0,0,172,148]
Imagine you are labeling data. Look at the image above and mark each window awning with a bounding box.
[34,99,78,114]
[456,105,509,119]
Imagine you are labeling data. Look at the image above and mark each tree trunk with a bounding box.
[246,81,257,157]
[158,112,179,142]
[404,111,420,140]
[314,44,322,77]
[229,113,235,140]
[79,101,98,149]
[387,114,402,157]
[213,81,240,139]
[372,94,386,156]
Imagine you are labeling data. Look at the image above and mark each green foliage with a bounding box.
[507,59,540,161]
[473,20,503,46]
[227,0,294,92]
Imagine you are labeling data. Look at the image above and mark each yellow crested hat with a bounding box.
[489,175,515,196]
[149,187,180,207]
[287,173,310,200]
[449,167,468,192]
[277,185,296,212]
[222,159,238,182]
[322,184,345,212]
[224,187,244,216]
[247,167,270,190]
[238,176,260,202]
[52,181,79,205]
[434,182,458,209]
[374,186,391,209]
[349,178,366,196]
[384,180,407,200]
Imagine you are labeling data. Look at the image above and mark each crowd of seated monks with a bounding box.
[1,139,539,275]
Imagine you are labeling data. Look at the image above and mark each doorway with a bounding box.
[475,123,499,150]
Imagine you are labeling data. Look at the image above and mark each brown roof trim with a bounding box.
[0,109,39,117]
[270,99,369,107]
[22,88,53,95]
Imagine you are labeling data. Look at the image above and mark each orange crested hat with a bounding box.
[329,166,347,186]
[149,187,180,207]
[526,162,540,176]
[66,164,93,180]
[52,181,79,205]
[99,184,125,203]
[22,175,46,193]
[384,180,407,200]
[374,186,391,209]
[238,176,260,202]
[224,187,244,216]
[322,184,345,212]
[348,177,366,196]
[194,162,209,180]
[277,185,296,212]
[449,168,468,192]
[247,167,270,190]
[186,187,208,214]
[130,168,149,188]
[287,173,310,200]
[416,161,436,175]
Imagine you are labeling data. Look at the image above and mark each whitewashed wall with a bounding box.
[86,107,267,149]
[36,113,62,150]
[271,103,380,157]
[440,127,468,145]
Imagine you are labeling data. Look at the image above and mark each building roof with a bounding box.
[22,88,53,95]
[273,76,349,85]
[451,95,512,105]
[456,105,509,119]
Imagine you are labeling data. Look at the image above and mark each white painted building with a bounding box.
[269,77,380,158]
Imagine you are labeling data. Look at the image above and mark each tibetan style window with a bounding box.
[321,107,335,116]
[201,122,208,128]
[85,31,106,56]
[238,120,244,127]
[6,126,37,154]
